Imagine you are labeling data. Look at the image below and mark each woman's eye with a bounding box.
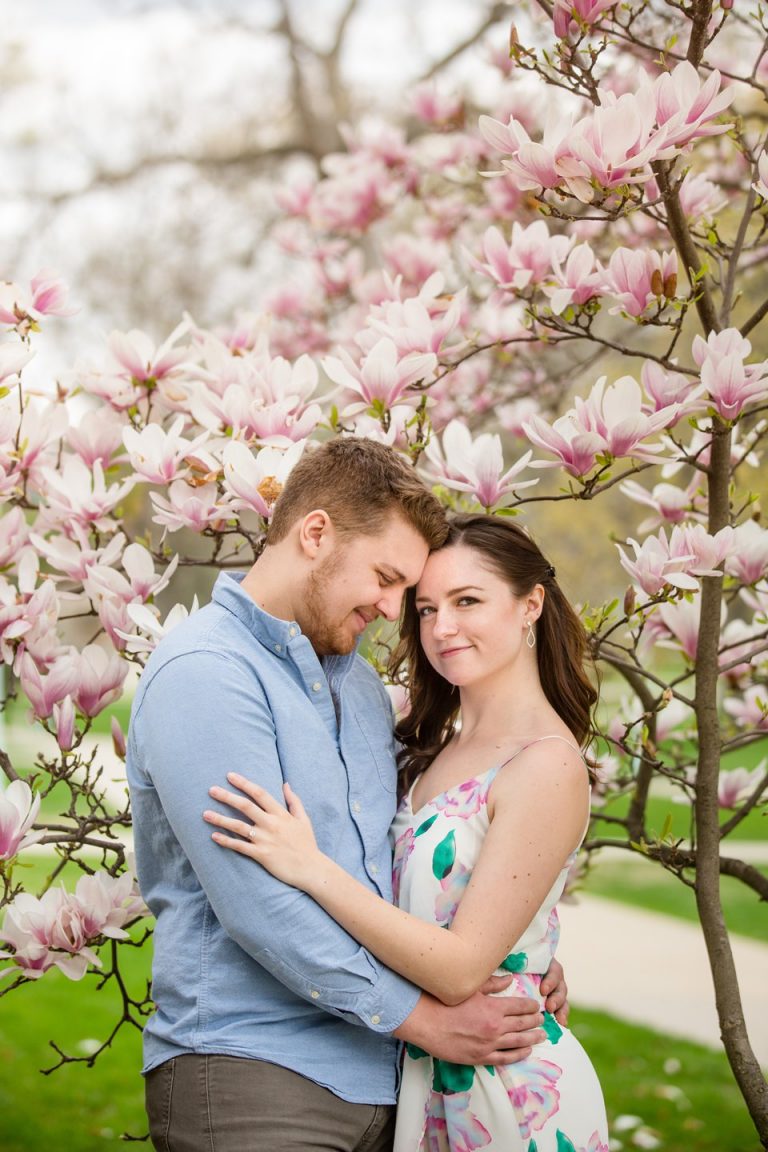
[418,606,435,618]
[458,597,478,606]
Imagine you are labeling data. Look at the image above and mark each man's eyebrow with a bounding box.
[414,584,483,603]
[379,565,407,582]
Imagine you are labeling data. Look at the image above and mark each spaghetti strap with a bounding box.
[497,733,583,772]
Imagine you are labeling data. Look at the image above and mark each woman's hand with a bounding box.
[204,773,321,890]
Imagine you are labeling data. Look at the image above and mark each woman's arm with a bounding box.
[205,750,587,1006]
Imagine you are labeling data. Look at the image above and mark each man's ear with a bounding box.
[298,509,334,559]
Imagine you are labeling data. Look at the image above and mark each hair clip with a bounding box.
[545,564,556,579]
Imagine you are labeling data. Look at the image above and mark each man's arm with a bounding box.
[129,649,419,1033]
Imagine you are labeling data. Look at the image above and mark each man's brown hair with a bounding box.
[266,437,447,549]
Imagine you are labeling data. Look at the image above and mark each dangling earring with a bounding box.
[526,620,536,649]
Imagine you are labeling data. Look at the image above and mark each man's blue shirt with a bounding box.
[127,572,420,1104]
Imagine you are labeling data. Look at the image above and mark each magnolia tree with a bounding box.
[1,0,768,1142]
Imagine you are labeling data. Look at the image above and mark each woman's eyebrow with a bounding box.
[414,583,483,603]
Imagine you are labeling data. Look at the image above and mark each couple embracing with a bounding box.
[127,436,608,1152]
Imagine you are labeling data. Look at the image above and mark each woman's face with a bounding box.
[414,543,535,688]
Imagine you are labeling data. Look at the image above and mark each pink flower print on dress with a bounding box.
[503,1058,563,1139]
[425,1090,493,1152]
[434,860,472,926]
[432,773,495,819]
[391,826,415,904]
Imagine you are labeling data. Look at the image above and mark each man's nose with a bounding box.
[376,587,405,622]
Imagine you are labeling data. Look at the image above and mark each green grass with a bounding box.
[591,792,768,843]
[582,855,768,942]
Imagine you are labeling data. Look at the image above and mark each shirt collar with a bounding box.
[211,571,358,673]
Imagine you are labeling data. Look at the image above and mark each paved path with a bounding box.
[558,893,768,1067]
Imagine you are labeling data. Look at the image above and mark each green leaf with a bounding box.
[500,951,527,973]
[556,1131,578,1152]
[543,1011,563,1044]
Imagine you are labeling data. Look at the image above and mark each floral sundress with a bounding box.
[390,736,609,1152]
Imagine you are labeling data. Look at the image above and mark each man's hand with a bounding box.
[394,977,545,1066]
[541,957,569,1026]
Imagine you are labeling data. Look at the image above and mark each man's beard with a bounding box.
[300,553,356,656]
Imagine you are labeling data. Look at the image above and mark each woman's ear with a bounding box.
[525,583,545,622]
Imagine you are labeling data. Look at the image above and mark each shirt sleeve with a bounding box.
[129,648,420,1034]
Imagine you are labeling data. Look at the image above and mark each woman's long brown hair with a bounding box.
[389,513,598,796]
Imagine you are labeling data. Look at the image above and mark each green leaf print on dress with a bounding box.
[543,1011,564,1044]
[433,1058,476,1095]
[555,1131,578,1152]
[432,829,456,880]
[500,951,528,972]
[415,813,438,837]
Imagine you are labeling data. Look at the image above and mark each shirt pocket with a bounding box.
[355,711,398,794]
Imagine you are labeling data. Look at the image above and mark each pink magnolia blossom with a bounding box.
[641,360,703,415]
[0,506,29,568]
[222,439,306,519]
[725,520,768,585]
[112,715,127,759]
[617,531,698,597]
[72,643,129,718]
[309,156,397,234]
[29,271,78,318]
[81,321,191,411]
[323,338,436,414]
[752,152,768,200]
[117,597,200,655]
[53,695,75,752]
[717,763,766,809]
[42,457,135,531]
[70,871,148,940]
[122,415,210,484]
[150,479,225,534]
[0,342,34,386]
[543,243,603,314]
[619,480,692,532]
[380,235,448,289]
[553,0,616,39]
[0,571,60,669]
[724,686,768,729]
[0,395,68,488]
[474,222,572,292]
[599,248,678,318]
[29,526,126,584]
[692,328,768,420]
[0,888,100,981]
[657,596,726,661]
[672,524,734,576]
[409,82,464,126]
[0,780,42,860]
[565,91,670,199]
[366,273,467,356]
[17,649,80,721]
[651,61,734,150]
[479,107,574,194]
[66,408,127,468]
[524,375,678,476]
[719,619,767,684]
[425,419,538,509]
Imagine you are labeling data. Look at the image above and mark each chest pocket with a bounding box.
[354,708,397,794]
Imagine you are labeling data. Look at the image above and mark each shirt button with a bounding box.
[312,681,322,692]
[370,863,379,875]
[352,801,361,813]
[311,990,320,999]
[371,1014,381,1025]
[289,626,297,637]
[274,643,282,653]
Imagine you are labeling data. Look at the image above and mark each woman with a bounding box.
[205,514,608,1152]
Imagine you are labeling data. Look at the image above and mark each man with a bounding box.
[127,437,567,1152]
